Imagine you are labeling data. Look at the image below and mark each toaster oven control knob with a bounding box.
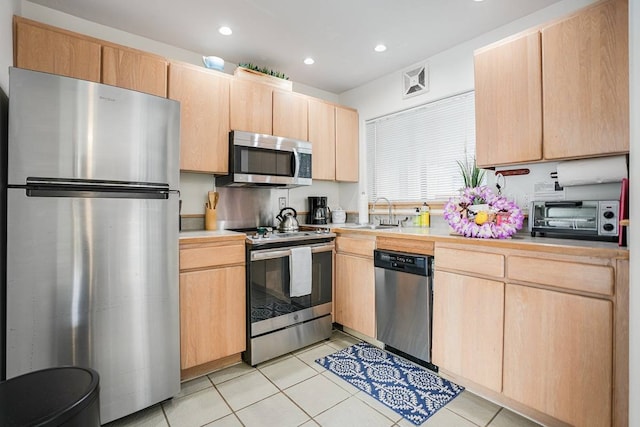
[603,223,615,231]
[603,210,615,219]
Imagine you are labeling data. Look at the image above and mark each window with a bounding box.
[366,91,477,201]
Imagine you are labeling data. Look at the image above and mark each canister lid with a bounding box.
[0,366,100,426]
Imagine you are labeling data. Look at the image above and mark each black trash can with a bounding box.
[0,366,100,426]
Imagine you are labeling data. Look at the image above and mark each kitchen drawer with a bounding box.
[180,243,245,271]
[376,236,434,256]
[507,256,614,296]
[435,247,504,278]
[336,235,375,258]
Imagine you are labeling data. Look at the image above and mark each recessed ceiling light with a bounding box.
[218,26,232,36]
[374,44,387,52]
[473,0,484,2]
[304,57,315,65]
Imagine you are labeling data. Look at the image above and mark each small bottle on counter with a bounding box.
[413,208,421,226]
[420,203,430,227]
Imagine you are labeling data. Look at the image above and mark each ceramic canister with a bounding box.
[332,207,346,224]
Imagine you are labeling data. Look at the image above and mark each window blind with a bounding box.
[366,91,477,202]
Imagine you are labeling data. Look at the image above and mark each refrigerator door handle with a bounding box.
[24,188,170,199]
[17,178,173,199]
[25,177,170,191]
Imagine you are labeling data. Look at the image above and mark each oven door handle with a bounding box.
[250,243,334,261]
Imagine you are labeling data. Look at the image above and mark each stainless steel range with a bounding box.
[241,227,335,365]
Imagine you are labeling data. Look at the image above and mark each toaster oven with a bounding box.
[529,200,619,241]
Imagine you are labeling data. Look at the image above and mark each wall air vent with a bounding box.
[402,62,429,98]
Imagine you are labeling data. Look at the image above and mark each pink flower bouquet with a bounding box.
[443,186,524,239]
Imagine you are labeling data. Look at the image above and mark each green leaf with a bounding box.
[457,157,485,188]
[238,63,289,81]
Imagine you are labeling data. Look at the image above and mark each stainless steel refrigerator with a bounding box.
[4,67,181,424]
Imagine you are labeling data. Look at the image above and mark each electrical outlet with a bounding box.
[521,194,531,211]
[279,197,287,209]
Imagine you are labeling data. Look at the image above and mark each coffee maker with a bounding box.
[308,196,330,224]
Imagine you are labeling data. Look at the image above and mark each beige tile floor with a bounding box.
[105,330,541,427]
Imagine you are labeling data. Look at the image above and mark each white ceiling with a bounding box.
[27,0,563,94]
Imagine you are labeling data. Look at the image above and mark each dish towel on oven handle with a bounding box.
[289,246,312,297]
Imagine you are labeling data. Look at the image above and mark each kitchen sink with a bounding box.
[346,224,399,230]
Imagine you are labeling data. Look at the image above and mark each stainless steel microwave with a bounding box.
[217,130,312,188]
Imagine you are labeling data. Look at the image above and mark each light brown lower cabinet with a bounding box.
[432,270,504,392]
[179,237,246,379]
[335,253,375,338]
[334,235,376,338]
[179,266,246,370]
[503,284,613,427]
[433,241,627,427]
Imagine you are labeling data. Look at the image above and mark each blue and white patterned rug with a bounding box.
[316,342,464,425]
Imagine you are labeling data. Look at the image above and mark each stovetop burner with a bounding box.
[236,226,335,246]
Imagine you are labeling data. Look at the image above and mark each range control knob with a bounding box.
[603,223,615,231]
[603,211,615,219]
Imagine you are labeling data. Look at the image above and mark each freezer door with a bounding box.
[5,189,180,424]
[8,68,179,189]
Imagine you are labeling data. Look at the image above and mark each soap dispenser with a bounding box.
[420,203,430,227]
[413,208,421,226]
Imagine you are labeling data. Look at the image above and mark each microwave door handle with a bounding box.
[292,149,300,178]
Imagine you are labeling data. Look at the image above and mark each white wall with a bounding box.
[338,0,598,210]
[628,0,638,424]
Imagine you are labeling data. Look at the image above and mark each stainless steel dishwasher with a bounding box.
[374,249,434,365]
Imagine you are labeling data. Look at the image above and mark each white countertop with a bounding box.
[326,222,628,258]
[179,229,246,244]
[178,222,627,258]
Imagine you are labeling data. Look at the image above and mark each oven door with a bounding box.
[248,242,333,337]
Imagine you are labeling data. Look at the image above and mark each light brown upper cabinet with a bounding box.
[273,91,308,140]
[102,45,168,97]
[13,16,169,98]
[168,61,230,174]
[542,0,629,159]
[308,98,336,180]
[230,79,273,135]
[335,106,359,182]
[474,31,543,167]
[474,0,628,167]
[13,16,101,82]
[308,99,359,182]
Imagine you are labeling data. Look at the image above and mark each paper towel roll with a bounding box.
[358,192,369,224]
[556,155,628,187]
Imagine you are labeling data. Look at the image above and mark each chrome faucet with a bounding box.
[372,197,393,225]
